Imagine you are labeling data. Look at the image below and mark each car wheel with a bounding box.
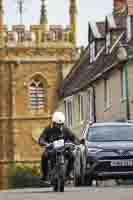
[81,174,93,186]
[86,177,93,186]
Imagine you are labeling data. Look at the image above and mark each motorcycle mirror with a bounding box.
[80,138,85,145]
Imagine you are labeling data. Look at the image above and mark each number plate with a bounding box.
[111,160,133,167]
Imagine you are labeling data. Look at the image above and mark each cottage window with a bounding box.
[90,41,95,63]
[29,77,47,111]
[78,94,85,122]
[88,89,93,122]
[64,98,73,127]
[104,78,111,109]
[120,68,126,99]
[106,32,111,54]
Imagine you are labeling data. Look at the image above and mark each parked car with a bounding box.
[77,122,133,186]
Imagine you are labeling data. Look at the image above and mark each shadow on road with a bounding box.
[8,187,85,194]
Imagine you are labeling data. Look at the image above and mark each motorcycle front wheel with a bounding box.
[53,177,64,192]
[58,177,64,192]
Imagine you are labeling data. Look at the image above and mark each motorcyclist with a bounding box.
[38,111,79,182]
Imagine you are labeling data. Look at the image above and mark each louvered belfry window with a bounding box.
[29,77,47,110]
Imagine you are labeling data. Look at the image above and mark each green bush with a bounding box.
[8,164,46,188]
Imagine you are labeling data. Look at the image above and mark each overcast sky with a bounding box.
[4,0,113,46]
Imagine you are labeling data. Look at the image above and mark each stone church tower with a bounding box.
[0,0,78,188]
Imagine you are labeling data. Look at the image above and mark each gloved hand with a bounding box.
[45,143,53,149]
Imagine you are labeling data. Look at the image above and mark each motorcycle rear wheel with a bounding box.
[59,178,64,192]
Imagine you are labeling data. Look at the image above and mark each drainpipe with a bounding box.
[92,86,96,123]
[124,61,130,120]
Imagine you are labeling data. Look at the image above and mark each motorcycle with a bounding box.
[46,139,75,192]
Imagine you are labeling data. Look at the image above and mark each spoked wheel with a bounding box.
[59,177,64,192]
[53,177,64,192]
[58,163,65,192]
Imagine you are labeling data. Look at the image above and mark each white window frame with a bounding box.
[90,41,95,63]
[127,16,132,42]
[120,67,126,100]
[64,96,73,127]
[87,88,93,122]
[106,32,111,54]
[78,93,85,122]
[104,78,111,109]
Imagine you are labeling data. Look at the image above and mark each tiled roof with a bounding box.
[59,16,128,99]
[59,44,119,98]
[59,45,125,98]
[61,46,90,88]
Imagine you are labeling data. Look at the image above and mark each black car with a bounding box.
[79,122,133,186]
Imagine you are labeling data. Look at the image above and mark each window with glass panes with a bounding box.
[120,67,126,99]
[90,41,95,63]
[64,98,73,127]
[78,94,84,122]
[29,78,47,110]
[106,32,111,54]
[104,78,111,109]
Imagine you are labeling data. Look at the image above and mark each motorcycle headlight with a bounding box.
[87,148,103,154]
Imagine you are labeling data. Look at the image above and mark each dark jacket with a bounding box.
[38,125,79,146]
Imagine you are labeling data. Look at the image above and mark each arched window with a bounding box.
[29,76,47,111]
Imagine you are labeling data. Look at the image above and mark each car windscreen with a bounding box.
[87,125,133,142]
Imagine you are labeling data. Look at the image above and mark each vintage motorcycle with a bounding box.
[46,139,75,192]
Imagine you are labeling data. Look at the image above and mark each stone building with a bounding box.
[58,0,133,136]
[0,0,78,188]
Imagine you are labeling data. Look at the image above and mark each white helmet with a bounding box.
[52,112,65,124]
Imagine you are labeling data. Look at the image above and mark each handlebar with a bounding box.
[65,142,75,150]
[42,141,75,151]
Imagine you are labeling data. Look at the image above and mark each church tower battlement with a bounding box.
[0,0,77,48]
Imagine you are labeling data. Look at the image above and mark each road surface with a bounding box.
[0,186,133,200]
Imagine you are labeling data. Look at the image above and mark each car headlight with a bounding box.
[128,151,133,155]
[87,148,103,154]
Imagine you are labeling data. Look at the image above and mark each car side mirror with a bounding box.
[80,138,85,145]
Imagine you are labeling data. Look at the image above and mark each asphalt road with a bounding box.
[1,186,133,200]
